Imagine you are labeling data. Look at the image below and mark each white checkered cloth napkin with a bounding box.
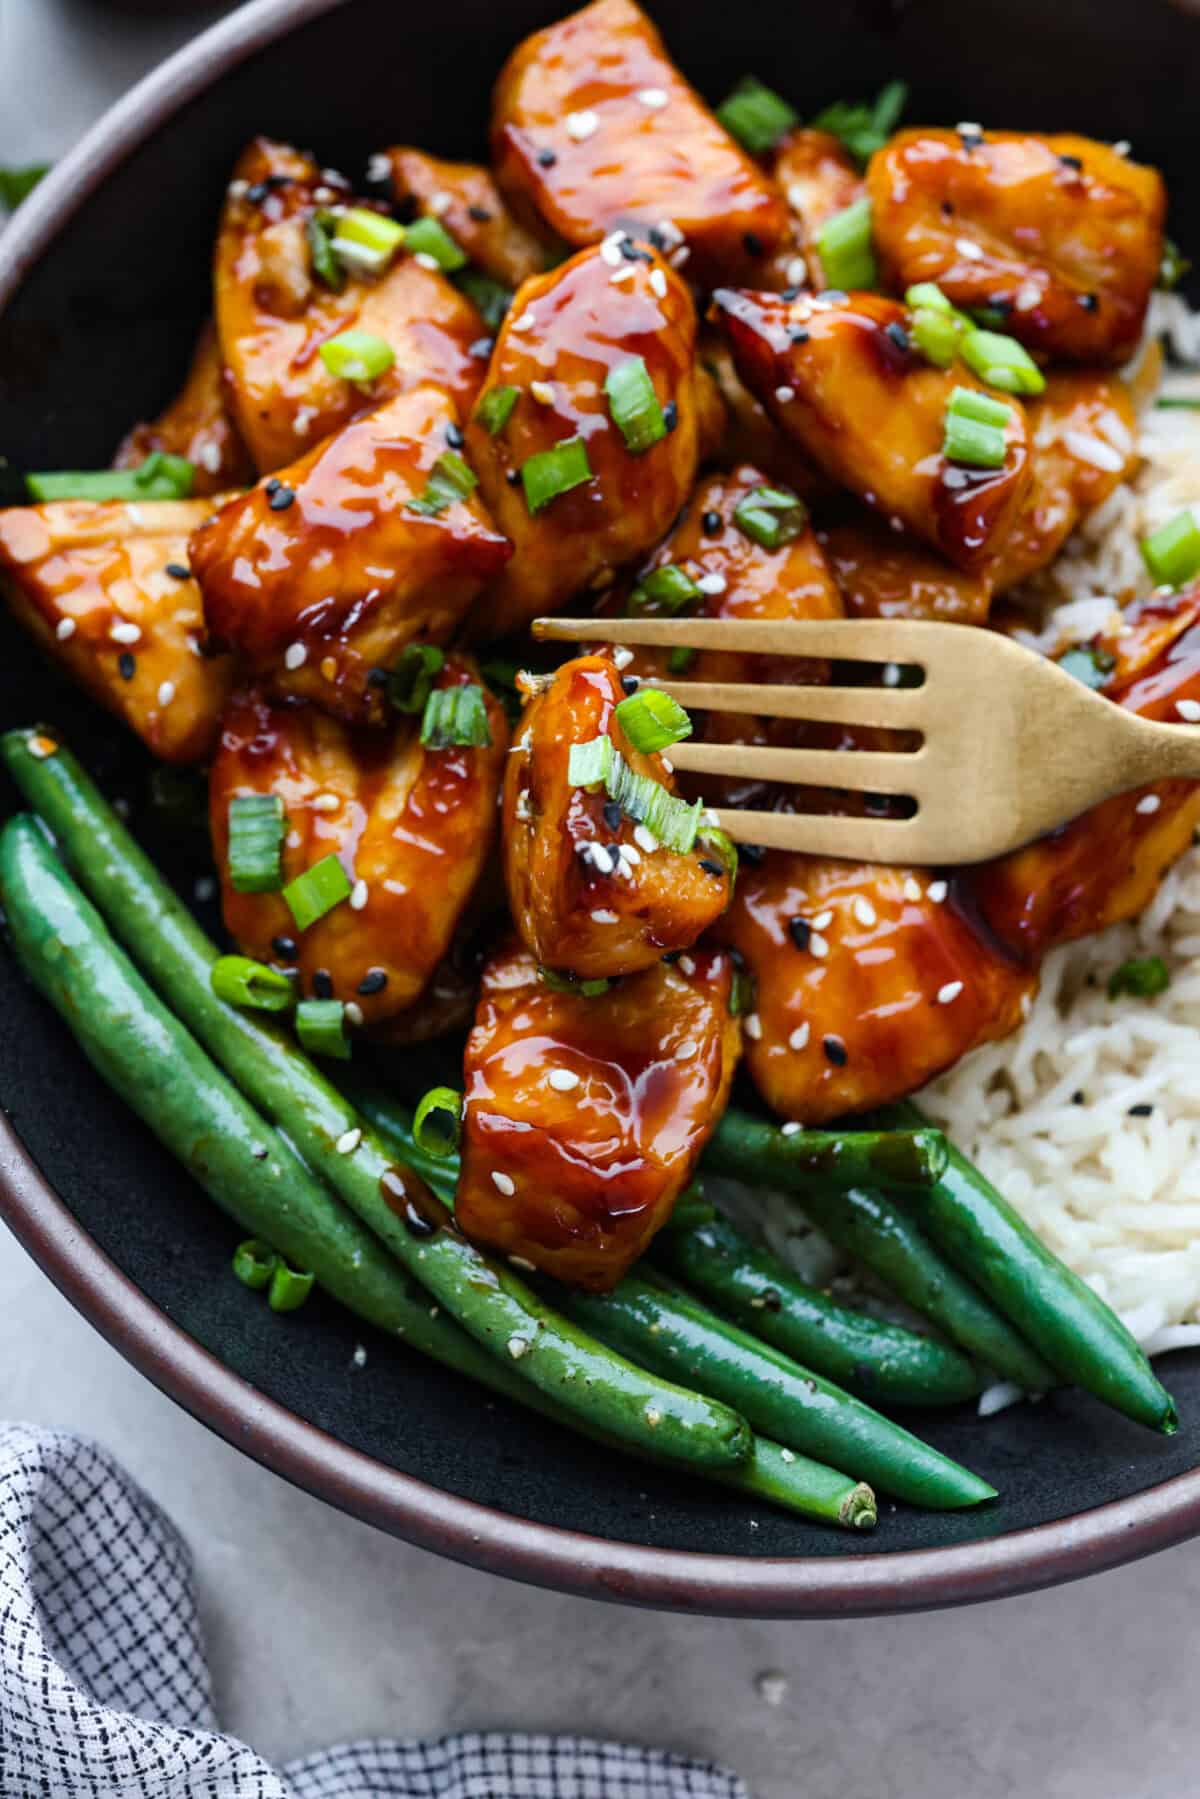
[0,1425,748,1799]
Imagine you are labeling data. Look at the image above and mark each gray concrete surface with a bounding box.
[1,5,1196,1793]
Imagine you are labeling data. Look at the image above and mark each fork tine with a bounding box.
[654,679,923,729]
[711,808,921,859]
[668,741,922,792]
[532,615,937,663]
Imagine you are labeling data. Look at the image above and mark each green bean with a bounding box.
[880,1103,1177,1434]
[653,1213,981,1407]
[704,1102,947,1193]
[708,1440,877,1531]
[564,1272,996,1509]
[2,733,751,1474]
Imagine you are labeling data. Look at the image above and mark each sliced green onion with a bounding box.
[733,484,808,549]
[629,564,702,615]
[521,437,592,513]
[948,386,1015,429]
[283,853,352,931]
[811,81,908,165]
[1107,955,1170,1000]
[413,1085,463,1158]
[1159,239,1191,292]
[606,753,703,852]
[228,793,285,893]
[387,642,445,713]
[0,163,49,212]
[455,268,513,328]
[942,413,1007,469]
[568,735,615,788]
[476,385,519,435]
[420,682,492,749]
[26,454,195,504]
[715,77,799,155]
[910,307,961,367]
[408,449,478,517]
[538,965,613,998]
[319,329,395,384]
[329,206,406,274]
[667,645,697,676]
[816,196,876,291]
[405,215,468,272]
[959,327,1045,396]
[697,826,739,886]
[605,356,667,454]
[1155,396,1200,410]
[268,1262,315,1312]
[306,212,345,290]
[616,688,693,754]
[295,997,351,1060]
[1141,510,1200,588]
[905,282,956,315]
[211,955,295,1012]
[233,1239,279,1290]
[1058,645,1115,690]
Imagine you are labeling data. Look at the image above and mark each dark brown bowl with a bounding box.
[3,0,1200,1618]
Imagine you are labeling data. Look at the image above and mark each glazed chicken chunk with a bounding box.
[868,129,1166,365]
[818,512,993,625]
[491,0,789,287]
[770,128,866,291]
[215,137,487,474]
[465,244,712,638]
[112,320,254,496]
[189,385,512,726]
[0,498,236,764]
[376,146,555,288]
[455,936,741,1287]
[714,287,1032,571]
[504,651,733,979]
[209,660,508,1030]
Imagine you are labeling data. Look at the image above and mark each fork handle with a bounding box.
[1127,716,1200,783]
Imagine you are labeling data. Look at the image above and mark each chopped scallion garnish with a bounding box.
[405,215,469,272]
[616,687,693,754]
[810,80,908,165]
[698,826,739,887]
[328,206,406,274]
[283,853,353,931]
[268,1261,315,1312]
[476,385,519,435]
[387,642,445,713]
[26,453,196,504]
[1159,238,1191,293]
[715,77,799,155]
[909,304,962,368]
[295,997,351,1059]
[0,163,49,212]
[419,682,492,749]
[1107,955,1170,1000]
[455,267,513,328]
[942,386,1013,469]
[521,437,593,513]
[605,356,668,454]
[233,1239,279,1290]
[733,484,808,549]
[567,738,703,852]
[947,386,1014,429]
[211,954,295,1012]
[667,645,697,676]
[567,735,615,788]
[816,196,876,291]
[319,328,395,384]
[538,965,613,998]
[1141,510,1200,588]
[306,212,345,290]
[413,1085,463,1158]
[228,793,286,893]
[959,327,1045,396]
[629,564,701,615]
[1058,646,1115,690]
[408,449,478,517]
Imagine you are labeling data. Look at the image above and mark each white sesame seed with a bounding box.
[509,1255,537,1271]
[644,1405,662,1426]
[743,1014,762,1041]
[811,909,834,930]
[311,791,340,812]
[344,1001,364,1027]
[228,178,249,199]
[548,1068,581,1092]
[655,217,684,249]
[565,109,599,141]
[636,86,669,108]
[882,662,902,687]
[620,843,641,867]
[676,1036,701,1058]
[125,503,146,527]
[352,1343,368,1368]
[507,1335,530,1359]
[928,880,949,903]
[810,933,829,958]
[1136,794,1161,815]
[649,268,668,298]
[1014,280,1041,313]
[429,189,453,216]
[677,953,697,975]
[660,756,673,773]
[955,237,986,261]
[786,255,808,287]
[612,645,634,669]
[284,642,307,670]
[600,232,626,266]
[110,620,141,645]
[156,681,176,707]
[852,896,877,927]
[55,618,76,641]
[491,1170,516,1196]
[349,879,369,910]
[903,877,922,901]
[511,307,537,332]
[696,572,727,595]
[381,1169,406,1201]
[1177,699,1200,722]
[198,442,222,474]
[590,908,619,923]
[781,1121,802,1137]
[194,875,215,901]
[956,120,983,137]
[1112,139,1131,157]
[609,264,635,285]
[775,385,795,403]
[366,152,391,184]
[788,1023,810,1051]
[336,1127,362,1154]
[531,379,555,404]
[414,251,440,271]
[937,981,964,1005]
[634,824,658,854]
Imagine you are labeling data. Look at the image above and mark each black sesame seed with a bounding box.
[743,231,764,258]
[620,675,639,694]
[1079,292,1099,312]
[445,422,464,448]
[738,843,765,865]
[165,562,191,580]
[603,799,623,832]
[986,294,1013,317]
[885,321,910,353]
[265,476,282,494]
[469,335,495,359]
[702,510,722,534]
[506,468,522,485]
[662,400,678,432]
[358,968,388,995]
[118,652,136,681]
[780,285,801,302]
[468,204,493,222]
[1058,153,1084,170]
[699,858,724,877]
[940,199,954,218]
[537,148,557,168]
[272,935,298,960]
[312,969,334,999]
[788,916,812,951]
[818,289,848,304]
[661,949,682,963]
[366,665,390,687]
[1128,1102,1154,1117]
[761,1287,782,1312]
[788,325,810,344]
[1071,1090,1086,1105]
[823,1035,848,1066]
[245,181,270,204]
[267,485,295,512]
[648,226,667,251]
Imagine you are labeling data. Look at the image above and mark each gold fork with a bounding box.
[532,615,1200,865]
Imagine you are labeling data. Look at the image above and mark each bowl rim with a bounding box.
[4,0,1200,1618]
